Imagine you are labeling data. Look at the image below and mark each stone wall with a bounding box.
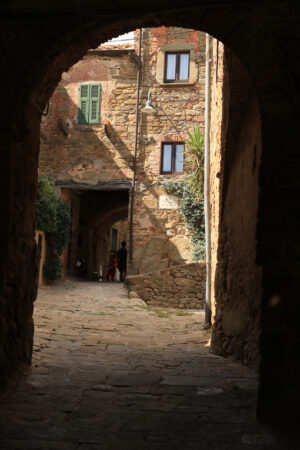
[1,0,300,423]
[209,43,262,369]
[126,262,206,309]
[40,51,136,183]
[131,28,205,273]
[39,28,206,275]
[35,231,47,286]
[209,39,226,322]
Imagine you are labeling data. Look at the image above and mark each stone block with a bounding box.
[126,262,205,310]
[175,278,197,287]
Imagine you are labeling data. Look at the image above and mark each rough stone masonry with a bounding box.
[127,262,206,309]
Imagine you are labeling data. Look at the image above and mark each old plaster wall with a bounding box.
[209,44,262,369]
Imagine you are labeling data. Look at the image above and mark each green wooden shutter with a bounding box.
[78,84,89,124]
[89,84,101,123]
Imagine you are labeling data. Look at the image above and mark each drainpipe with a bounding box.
[204,33,212,325]
[129,29,142,265]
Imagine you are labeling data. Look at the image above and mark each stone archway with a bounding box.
[0,1,299,423]
[89,206,129,276]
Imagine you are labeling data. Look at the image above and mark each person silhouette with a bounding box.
[117,241,127,282]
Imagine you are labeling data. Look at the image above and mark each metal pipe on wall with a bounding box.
[204,33,212,325]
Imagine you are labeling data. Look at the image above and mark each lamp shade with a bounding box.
[141,91,156,114]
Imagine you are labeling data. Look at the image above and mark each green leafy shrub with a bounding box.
[36,176,71,280]
[36,176,57,233]
[43,255,62,281]
[163,178,205,261]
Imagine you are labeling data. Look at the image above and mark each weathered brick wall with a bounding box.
[40,52,136,183]
[127,262,206,309]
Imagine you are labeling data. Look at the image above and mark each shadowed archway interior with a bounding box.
[0,0,299,426]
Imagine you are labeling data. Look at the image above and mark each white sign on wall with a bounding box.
[159,194,179,209]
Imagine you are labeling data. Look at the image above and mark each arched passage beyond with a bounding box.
[0,0,299,424]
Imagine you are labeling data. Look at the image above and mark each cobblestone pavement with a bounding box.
[0,280,291,449]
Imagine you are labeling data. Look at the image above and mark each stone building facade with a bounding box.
[1,0,300,424]
[39,28,206,276]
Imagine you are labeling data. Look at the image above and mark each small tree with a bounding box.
[36,176,71,281]
[185,127,205,201]
[43,255,62,281]
[36,176,57,233]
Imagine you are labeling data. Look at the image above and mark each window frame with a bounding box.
[161,142,185,174]
[78,83,101,124]
[164,51,190,83]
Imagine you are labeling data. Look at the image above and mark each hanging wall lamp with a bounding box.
[141,90,157,114]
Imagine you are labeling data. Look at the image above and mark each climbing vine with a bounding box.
[36,176,72,280]
[163,127,206,261]
[163,179,205,261]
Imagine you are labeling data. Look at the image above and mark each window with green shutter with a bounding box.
[78,83,101,124]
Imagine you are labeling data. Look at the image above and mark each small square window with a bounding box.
[161,143,184,174]
[164,52,190,83]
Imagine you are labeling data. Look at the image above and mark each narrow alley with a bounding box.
[0,280,286,449]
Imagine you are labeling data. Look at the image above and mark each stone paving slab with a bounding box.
[0,280,295,449]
